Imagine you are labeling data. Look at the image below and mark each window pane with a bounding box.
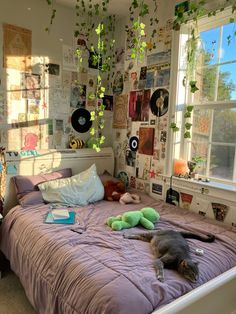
[210,145,235,180]
[194,65,217,102]
[220,22,236,64]
[212,108,236,143]
[200,27,220,65]
[217,63,236,101]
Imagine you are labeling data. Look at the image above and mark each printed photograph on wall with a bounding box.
[103,95,113,111]
[70,85,86,108]
[155,68,170,87]
[152,183,163,195]
[138,127,155,155]
[212,203,229,222]
[125,149,136,167]
[22,73,41,100]
[46,63,60,76]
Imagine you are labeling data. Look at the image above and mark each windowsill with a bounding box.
[172,176,236,193]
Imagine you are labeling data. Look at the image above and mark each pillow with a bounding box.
[12,168,72,202]
[38,164,104,206]
[19,191,45,207]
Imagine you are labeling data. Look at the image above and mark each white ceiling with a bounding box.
[56,0,131,16]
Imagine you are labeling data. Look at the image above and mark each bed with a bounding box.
[1,148,236,314]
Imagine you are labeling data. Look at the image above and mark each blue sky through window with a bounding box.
[200,22,236,99]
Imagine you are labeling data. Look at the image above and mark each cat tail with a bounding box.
[180,232,215,242]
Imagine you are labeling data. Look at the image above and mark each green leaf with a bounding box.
[185,122,192,130]
[189,81,199,93]
[187,105,194,112]
[184,131,191,138]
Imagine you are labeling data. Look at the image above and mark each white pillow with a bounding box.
[38,164,104,205]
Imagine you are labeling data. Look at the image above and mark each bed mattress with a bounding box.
[1,193,236,314]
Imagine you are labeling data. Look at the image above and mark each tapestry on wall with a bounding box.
[3,23,32,72]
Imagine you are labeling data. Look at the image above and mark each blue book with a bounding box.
[45,211,75,224]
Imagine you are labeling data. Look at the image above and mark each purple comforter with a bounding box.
[1,193,236,314]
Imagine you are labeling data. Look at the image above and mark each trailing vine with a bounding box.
[171,0,236,139]
[125,0,158,61]
[45,0,115,152]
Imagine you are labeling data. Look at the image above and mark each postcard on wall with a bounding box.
[147,50,171,66]
[22,73,41,100]
[62,45,76,71]
[138,127,155,155]
[113,94,128,129]
[3,23,32,71]
[155,68,170,87]
[212,203,229,222]
[70,85,86,108]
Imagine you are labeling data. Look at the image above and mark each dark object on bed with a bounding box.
[124,230,215,283]
[1,192,236,314]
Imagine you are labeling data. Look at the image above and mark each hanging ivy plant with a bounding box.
[125,0,158,61]
[45,0,115,152]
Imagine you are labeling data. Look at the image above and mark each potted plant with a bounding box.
[187,155,205,178]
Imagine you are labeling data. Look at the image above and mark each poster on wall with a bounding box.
[138,127,155,155]
[62,45,76,71]
[212,203,229,222]
[3,23,32,71]
[22,73,41,99]
[180,192,193,210]
[113,94,128,129]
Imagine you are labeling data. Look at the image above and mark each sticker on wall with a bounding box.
[150,88,169,117]
[6,164,17,175]
[129,136,139,152]
[129,176,136,188]
[20,150,39,157]
[212,203,229,222]
[152,183,163,195]
[180,192,193,210]
[21,133,39,150]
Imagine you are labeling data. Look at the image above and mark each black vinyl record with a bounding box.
[129,136,139,151]
[150,88,169,117]
[71,108,92,133]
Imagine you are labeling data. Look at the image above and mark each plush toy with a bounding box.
[119,192,141,205]
[106,207,160,231]
[103,180,126,201]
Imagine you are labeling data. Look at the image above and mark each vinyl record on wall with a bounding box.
[71,108,92,133]
[150,88,169,117]
[129,136,139,151]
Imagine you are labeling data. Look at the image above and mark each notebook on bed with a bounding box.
[45,211,75,224]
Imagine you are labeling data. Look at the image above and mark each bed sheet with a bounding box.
[1,193,236,314]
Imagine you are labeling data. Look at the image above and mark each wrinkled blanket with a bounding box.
[1,193,236,314]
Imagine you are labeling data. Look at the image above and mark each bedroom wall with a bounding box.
[111,0,236,227]
[0,0,113,152]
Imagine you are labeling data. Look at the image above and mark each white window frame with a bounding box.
[168,6,236,185]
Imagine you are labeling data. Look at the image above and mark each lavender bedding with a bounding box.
[1,192,236,314]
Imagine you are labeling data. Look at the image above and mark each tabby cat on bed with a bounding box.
[124,229,215,283]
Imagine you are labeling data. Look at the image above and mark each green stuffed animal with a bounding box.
[106,207,160,231]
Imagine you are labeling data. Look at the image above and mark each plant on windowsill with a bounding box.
[187,155,205,178]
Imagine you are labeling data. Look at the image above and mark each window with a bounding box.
[173,8,236,183]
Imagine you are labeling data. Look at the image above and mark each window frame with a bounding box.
[169,6,236,185]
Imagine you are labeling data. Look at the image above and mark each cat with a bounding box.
[124,229,215,282]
